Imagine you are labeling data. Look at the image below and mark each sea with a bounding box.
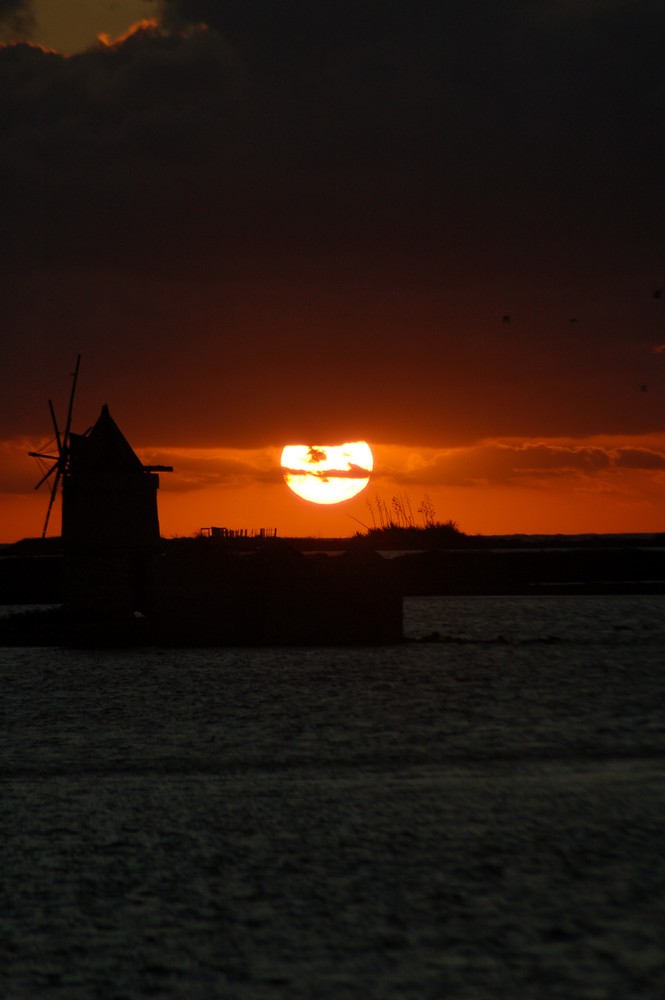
[1,595,664,999]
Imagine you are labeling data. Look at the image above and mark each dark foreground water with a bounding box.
[1,596,664,998]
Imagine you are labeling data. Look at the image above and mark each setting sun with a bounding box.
[281,442,373,505]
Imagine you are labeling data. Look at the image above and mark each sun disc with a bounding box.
[281,442,373,505]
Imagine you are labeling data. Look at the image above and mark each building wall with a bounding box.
[62,472,161,616]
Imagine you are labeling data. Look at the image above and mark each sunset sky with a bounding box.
[1,1,664,541]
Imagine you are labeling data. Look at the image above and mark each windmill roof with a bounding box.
[69,404,146,475]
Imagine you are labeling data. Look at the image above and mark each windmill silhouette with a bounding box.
[28,355,82,538]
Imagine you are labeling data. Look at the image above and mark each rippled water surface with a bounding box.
[1,597,664,998]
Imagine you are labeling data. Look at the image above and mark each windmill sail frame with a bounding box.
[28,354,82,538]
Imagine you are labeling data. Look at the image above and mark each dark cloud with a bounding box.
[614,447,665,471]
[1,3,664,452]
[135,447,282,491]
[375,439,665,489]
[5,3,663,271]
[284,464,372,481]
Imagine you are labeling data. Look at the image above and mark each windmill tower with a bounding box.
[30,358,172,617]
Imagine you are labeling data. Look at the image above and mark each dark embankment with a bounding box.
[3,534,665,605]
[0,538,402,647]
[0,537,63,604]
[388,540,665,595]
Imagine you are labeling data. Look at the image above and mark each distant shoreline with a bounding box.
[2,530,665,552]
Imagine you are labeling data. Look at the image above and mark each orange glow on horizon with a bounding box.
[3,434,665,543]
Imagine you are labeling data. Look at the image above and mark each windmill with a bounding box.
[28,355,82,538]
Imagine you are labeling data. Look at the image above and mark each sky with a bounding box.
[1,0,664,541]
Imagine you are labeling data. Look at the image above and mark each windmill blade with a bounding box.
[34,459,60,491]
[42,468,61,538]
[28,447,59,487]
[63,354,81,448]
[49,399,62,456]
[28,354,82,537]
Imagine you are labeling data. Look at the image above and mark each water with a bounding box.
[1,596,664,998]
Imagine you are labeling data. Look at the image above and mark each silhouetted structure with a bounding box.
[62,404,171,617]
